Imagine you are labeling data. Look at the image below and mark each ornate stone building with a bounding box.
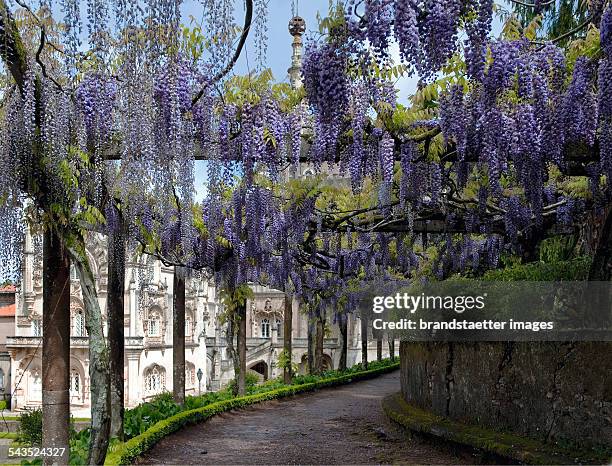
[8,230,210,409]
[205,284,378,389]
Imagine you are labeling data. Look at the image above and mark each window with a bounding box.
[70,370,80,397]
[148,319,159,336]
[185,363,196,387]
[144,366,165,394]
[32,319,42,336]
[73,310,86,336]
[30,369,42,401]
[147,310,161,337]
[0,369,4,390]
[261,318,270,338]
[276,319,282,333]
[70,265,78,281]
[185,317,192,339]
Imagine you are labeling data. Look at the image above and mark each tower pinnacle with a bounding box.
[288,16,306,89]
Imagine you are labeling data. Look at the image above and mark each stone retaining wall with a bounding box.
[399,342,612,448]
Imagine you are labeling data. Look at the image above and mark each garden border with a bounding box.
[105,362,400,465]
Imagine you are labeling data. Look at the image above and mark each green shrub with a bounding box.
[276,349,299,375]
[227,372,259,394]
[482,257,591,281]
[123,392,182,439]
[18,408,42,446]
[184,388,233,410]
[69,427,90,465]
[0,399,7,410]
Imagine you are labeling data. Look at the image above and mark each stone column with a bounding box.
[126,351,140,407]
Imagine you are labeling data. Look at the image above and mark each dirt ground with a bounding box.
[138,371,479,465]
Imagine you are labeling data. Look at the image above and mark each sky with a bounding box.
[182,0,422,103]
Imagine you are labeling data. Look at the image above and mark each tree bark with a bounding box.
[226,313,239,396]
[107,216,125,439]
[360,314,368,370]
[69,237,110,465]
[377,337,383,362]
[42,229,70,465]
[337,252,347,372]
[307,314,315,375]
[388,334,395,362]
[283,292,292,384]
[173,268,186,405]
[314,316,324,374]
[237,301,247,396]
[590,206,612,281]
[338,313,348,372]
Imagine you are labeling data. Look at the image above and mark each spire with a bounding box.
[288,16,306,89]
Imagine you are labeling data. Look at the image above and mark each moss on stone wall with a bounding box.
[399,341,612,451]
[383,392,611,464]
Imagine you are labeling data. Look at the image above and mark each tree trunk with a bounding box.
[377,338,383,362]
[360,314,368,370]
[307,314,315,375]
[314,316,324,374]
[69,237,110,465]
[42,229,70,465]
[590,206,612,281]
[388,335,395,362]
[237,301,247,396]
[226,313,239,396]
[173,268,186,405]
[107,217,125,439]
[283,292,292,384]
[337,252,347,372]
[338,313,348,372]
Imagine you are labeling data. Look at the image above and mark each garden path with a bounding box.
[139,370,476,465]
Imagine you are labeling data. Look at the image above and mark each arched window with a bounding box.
[261,318,270,338]
[32,319,42,337]
[70,265,78,281]
[0,368,5,390]
[185,363,196,388]
[30,369,42,401]
[144,365,165,394]
[147,310,162,337]
[73,310,86,336]
[276,319,282,333]
[70,370,80,398]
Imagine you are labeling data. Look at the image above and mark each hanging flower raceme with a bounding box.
[75,74,118,146]
[302,40,350,164]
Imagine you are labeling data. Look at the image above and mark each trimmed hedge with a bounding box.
[105,361,400,465]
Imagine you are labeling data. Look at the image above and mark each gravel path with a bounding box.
[138,371,474,465]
